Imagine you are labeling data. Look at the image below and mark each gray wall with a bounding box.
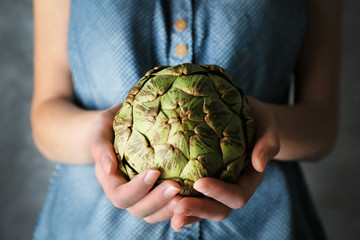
[0,1,56,239]
[302,1,360,239]
[0,1,359,239]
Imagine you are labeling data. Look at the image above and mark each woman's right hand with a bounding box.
[90,104,182,223]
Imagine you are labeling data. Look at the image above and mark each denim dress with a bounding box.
[34,1,326,239]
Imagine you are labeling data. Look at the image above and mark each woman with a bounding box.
[31,0,341,239]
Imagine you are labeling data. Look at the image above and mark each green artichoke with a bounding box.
[113,63,254,196]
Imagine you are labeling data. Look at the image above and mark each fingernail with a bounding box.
[164,186,180,198]
[184,224,193,228]
[144,170,160,185]
[101,156,112,175]
[193,182,211,195]
[174,222,184,231]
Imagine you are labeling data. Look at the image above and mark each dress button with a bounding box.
[175,44,188,57]
[174,19,187,32]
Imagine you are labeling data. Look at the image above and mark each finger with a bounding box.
[143,195,182,224]
[127,180,181,218]
[108,103,123,115]
[193,166,264,209]
[173,197,231,222]
[171,215,202,232]
[96,168,161,209]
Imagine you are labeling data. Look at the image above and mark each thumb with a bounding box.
[251,119,280,172]
[246,97,280,172]
[90,106,121,176]
[251,135,280,173]
[91,139,118,176]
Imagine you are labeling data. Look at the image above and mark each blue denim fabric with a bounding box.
[34,1,326,239]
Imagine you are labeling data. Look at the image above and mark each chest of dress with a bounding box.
[68,0,306,109]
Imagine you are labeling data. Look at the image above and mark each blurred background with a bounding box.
[0,1,359,239]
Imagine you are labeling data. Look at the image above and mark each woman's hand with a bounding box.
[90,104,182,223]
[91,96,280,230]
[170,96,280,231]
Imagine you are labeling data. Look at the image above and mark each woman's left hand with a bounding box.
[170,96,280,231]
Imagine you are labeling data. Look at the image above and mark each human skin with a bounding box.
[31,0,342,232]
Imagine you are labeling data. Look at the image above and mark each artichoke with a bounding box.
[113,63,254,196]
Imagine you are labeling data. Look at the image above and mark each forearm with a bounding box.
[268,102,338,162]
[31,98,99,164]
[268,0,341,162]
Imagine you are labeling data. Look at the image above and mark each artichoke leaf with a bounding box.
[148,75,176,95]
[162,109,178,123]
[155,109,169,124]
[193,122,219,141]
[167,131,194,160]
[167,86,193,107]
[179,152,223,182]
[146,121,170,146]
[203,97,232,115]
[134,95,160,116]
[220,137,245,166]
[153,145,188,179]
[219,156,247,183]
[126,147,155,174]
[197,153,223,177]
[203,97,233,137]
[189,134,217,159]
[230,102,242,115]
[125,129,149,160]
[173,74,218,97]
[135,81,158,102]
[114,127,131,159]
[221,114,247,166]
[114,103,132,127]
[241,99,255,150]
[128,76,148,96]
[169,122,181,137]
[223,114,244,138]
[183,119,199,132]
[179,159,208,182]
[180,179,197,196]
[124,163,138,180]
[202,65,233,83]
[204,113,232,138]
[133,98,160,133]
[144,109,170,145]
[152,65,183,76]
[181,97,205,121]
[210,73,242,106]
[181,63,209,75]
[160,89,178,110]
